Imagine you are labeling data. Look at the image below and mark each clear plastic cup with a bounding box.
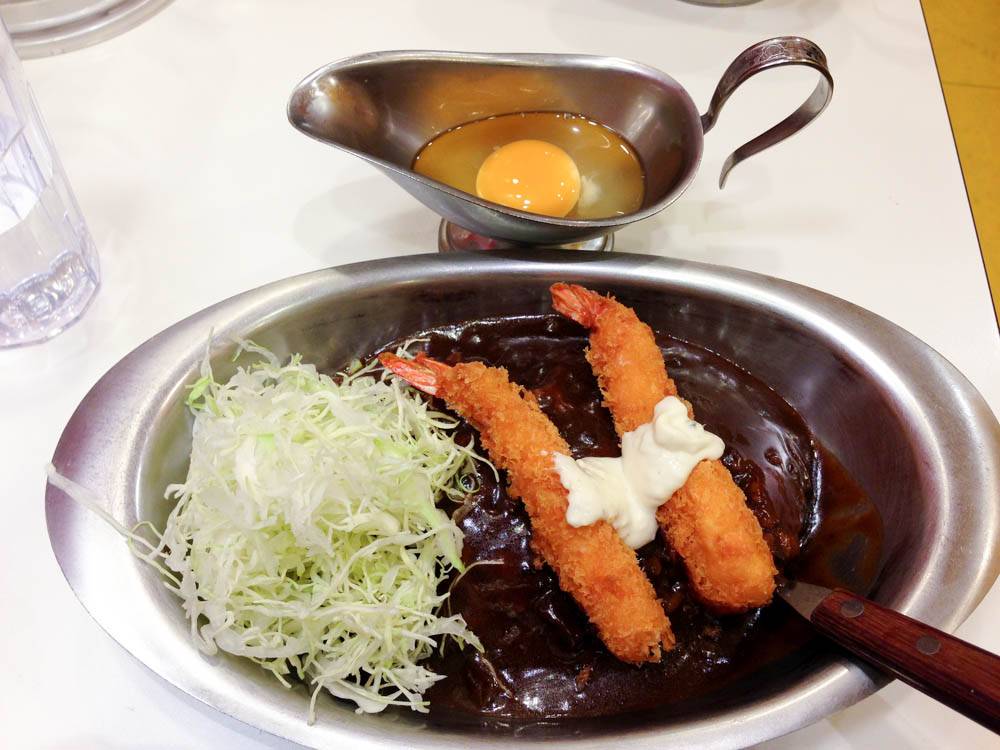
[0,18,98,348]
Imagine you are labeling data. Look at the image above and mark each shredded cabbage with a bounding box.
[53,340,486,717]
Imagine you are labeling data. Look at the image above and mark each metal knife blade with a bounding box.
[777,580,836,620]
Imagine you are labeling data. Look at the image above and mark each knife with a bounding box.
[779,581,1000,733]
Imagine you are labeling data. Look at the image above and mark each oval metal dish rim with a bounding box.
[45,250,1000,749]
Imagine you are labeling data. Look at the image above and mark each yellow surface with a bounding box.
[922,0,1000,324]
[476,140,581,217]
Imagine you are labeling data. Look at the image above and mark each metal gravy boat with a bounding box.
[288,40,832,245]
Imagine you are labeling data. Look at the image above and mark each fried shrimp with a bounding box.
[550,283,777,613]
[379,351,674,663]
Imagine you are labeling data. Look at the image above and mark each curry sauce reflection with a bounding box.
[378,315,881,720]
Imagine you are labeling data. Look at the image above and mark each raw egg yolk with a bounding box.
[475,139,581,217]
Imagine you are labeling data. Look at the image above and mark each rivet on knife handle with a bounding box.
[810,588,1000,733]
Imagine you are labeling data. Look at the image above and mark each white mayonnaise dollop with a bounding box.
[553,396,725,548]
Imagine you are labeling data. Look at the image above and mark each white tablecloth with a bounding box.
[2,1,998,747]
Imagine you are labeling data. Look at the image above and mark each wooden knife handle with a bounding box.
[811,589,1000,733]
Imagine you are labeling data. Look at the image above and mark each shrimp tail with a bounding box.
[382,347,674,663]
[550,282,777,613]
[378,351,449,396]
[551,282,679,434]
[550,282,606,328]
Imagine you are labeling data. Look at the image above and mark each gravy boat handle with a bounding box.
[700,36,834,188]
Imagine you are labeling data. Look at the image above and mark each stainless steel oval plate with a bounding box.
[46,251,1000,749]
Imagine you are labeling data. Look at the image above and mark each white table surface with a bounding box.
[2,0,998,748]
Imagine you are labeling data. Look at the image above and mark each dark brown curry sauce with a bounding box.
[380,314,883,721]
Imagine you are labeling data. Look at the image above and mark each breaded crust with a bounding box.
[562,285,680,437]
[380,353,673,663]
[441,362,674,663]
[550,283,777,612]
[656,460,777,611]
